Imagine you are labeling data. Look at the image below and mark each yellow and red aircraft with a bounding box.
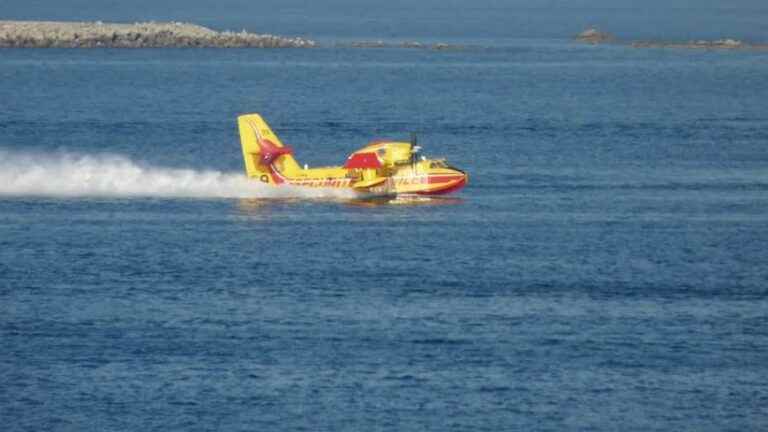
[237,113,467,197]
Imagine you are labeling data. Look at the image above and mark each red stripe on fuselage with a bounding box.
[416,176,467,195]
[427,175,464,184]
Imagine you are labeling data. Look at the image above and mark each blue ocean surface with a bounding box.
[2,39,768,430]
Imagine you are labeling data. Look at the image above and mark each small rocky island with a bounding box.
[0,20,315,48]
[575,28,615,44]
[575,27,768,50]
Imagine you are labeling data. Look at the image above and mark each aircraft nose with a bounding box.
[455,168,468,185]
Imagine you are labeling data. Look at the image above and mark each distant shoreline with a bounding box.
[0,20,464,50]
[3,20,765,51]
[0,20,316,48]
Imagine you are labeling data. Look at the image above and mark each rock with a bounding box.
[575,27,615,44]
[631,37,761,50]
[714,38,743,48]
[339,40,464,50]
[0,20,316,48]
[400,41,423,48]
[348,40,387,48]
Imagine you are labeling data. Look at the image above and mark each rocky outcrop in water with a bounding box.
[0,20,316,48]
[575,28,615,44]
[575,27,768,50]
[340,40,464,50]
[631,38,768,50]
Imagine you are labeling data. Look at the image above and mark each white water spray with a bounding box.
[0,149,355,199]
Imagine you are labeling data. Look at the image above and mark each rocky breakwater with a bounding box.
[0,20,315,48]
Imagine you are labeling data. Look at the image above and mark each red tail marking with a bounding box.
[258,138,293,166]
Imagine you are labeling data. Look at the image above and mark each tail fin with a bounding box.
[237,114,302,184]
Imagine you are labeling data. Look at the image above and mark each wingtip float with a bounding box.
[237,113,468,198]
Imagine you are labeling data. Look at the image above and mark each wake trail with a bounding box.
[0,149,355,199]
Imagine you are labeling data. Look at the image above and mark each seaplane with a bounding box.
[237,113,467,197]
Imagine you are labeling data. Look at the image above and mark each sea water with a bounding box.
[1,36,768,431]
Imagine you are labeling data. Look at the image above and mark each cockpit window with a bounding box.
[430,160,447,168]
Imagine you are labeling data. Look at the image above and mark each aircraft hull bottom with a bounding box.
[278,173,467,198]
[414,176,467,195]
